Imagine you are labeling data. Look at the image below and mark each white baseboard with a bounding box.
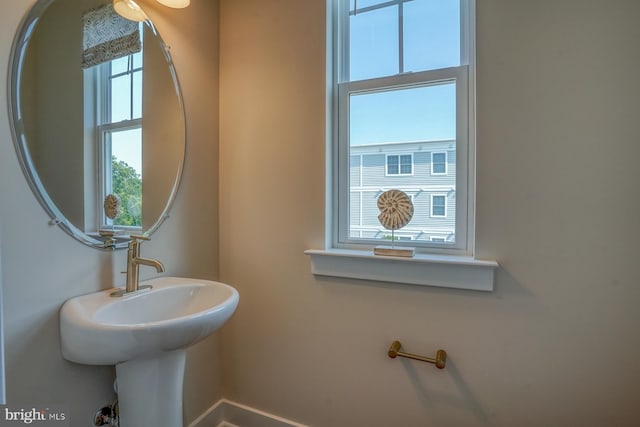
[189,399,308,427]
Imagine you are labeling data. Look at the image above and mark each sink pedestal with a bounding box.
[116,349,186,427]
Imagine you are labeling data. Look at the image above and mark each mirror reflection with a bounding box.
[11,0,185,249]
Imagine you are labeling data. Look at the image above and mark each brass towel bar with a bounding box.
[388,340,447,369]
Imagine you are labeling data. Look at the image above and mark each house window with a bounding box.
[96,50,144,229]
[431,152,448,175]
[386,154,413,175]
[331,0,474,253]
[431,194,447,217]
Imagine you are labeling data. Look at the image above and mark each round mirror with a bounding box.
[8,0,185,249]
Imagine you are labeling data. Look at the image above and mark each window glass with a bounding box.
[347,81,456,244]
[111,56,129,75]
[349,82,456,145]
[404,0,460,72]
[110,73,131,122]
[399,154,412,174]
[431,195,446,217]
[110,128,142,227]
[387,155,399,175]
[132,50,143,69]
[432,152,447,174]
[349,5,398,81]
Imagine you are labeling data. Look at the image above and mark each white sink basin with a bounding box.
[60,277,239,427]
[60,276,239,365]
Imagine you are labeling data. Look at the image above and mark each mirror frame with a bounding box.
[8,0,186,250]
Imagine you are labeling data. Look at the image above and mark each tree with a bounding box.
[112,156,142,226]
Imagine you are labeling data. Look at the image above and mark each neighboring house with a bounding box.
[350,139,456,243]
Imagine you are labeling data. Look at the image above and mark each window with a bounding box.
[431,152,448,175]
[307,0,495,291]
[96,49,144,229]
[305,0,498,291]
[386,154,413,175]
[431,194,447,217]
[331,0,474,254]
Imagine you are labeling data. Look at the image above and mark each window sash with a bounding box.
[338,0,471,82]
[387,155,399,175]
[399,154,412,174]
[97,119,143,229]
[334,67,470,252]
[107,55,143,123]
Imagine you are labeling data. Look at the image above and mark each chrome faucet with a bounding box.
[113,235,164,296]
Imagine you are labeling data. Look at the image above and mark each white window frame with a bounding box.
[385,153,413,176]
[430,194,447,218]
[431,151,448,176]
[306,0,497,293]
[332,0,474,255]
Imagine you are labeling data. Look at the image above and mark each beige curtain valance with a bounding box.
[82,4,141,69]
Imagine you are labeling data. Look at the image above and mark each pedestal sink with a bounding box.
[60,277,239,427]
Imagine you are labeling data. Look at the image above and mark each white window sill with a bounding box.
[304,248,498,292]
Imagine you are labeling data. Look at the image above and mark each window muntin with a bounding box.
[334,0,473,253]
[403,0,460,72]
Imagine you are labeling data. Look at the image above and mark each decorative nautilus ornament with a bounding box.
[377,189,414,230]
[374,189,415,257]
[104,193,121,220]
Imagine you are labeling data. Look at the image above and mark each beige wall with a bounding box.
[142,23,185,230]
[0,0,220,426]
[3,0,640,426]
[219,1,640,426]
[26,0,86,227]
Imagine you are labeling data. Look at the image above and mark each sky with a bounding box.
[111,128,142,174]
[350,82,456,145]
[348,0,460,145]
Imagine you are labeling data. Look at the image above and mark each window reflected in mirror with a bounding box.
[88,40,144,230]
